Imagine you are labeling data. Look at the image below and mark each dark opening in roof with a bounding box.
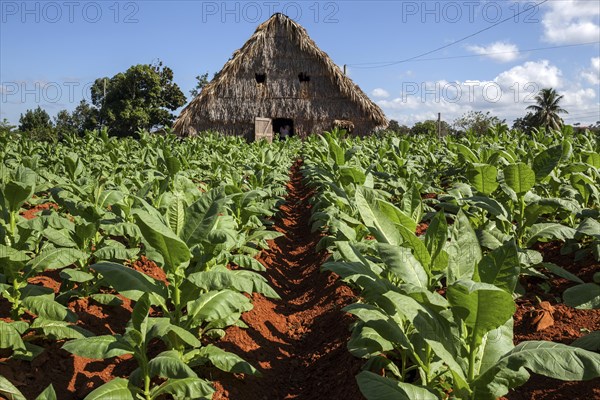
[255,73,266,83]
[298,72,310,82]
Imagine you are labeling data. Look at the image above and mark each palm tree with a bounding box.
[526,88,568,131]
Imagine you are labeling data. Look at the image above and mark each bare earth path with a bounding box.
[212,160,364,400]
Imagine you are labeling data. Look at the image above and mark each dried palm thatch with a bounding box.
[173,13,388,139]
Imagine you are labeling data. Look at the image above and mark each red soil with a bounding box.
[2,179,599,400]
[20,202,58,220]
[128,255,169,285]
[504,241,600,399]
[415,222,429,236]
[0,265,147,399]
[211,160,364,400]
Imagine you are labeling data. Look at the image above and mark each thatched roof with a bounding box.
[174,13,387,136]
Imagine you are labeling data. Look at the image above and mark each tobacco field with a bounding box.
[0,128,599,399]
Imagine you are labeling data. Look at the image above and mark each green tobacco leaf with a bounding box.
[377,243,428,288]
[526,223,576,247]
[479,318,515,376]
[5,167,36,212]
[454,143,479,164]
[148,350,197,379]
[472,341,600,400]
[467,164,498,195]
[563,283,600,309]
[34,384,56,400]
[356,371,438,400]
[133,210,190,272]
[89,293,123,306]
[28,248,87,271]
[0,321,26,352]
[339,166,366,186]
[355,187,403,245]
[152,377,214,400]
[504,163,535,194]
[576,218,600,239]
[93,245,139,262]
[97,190,125,209]
[186,290,252,328]
[43,227,77,248]
[446,211,482,284]
[62,335,131,359]
[584,152,600,168]
[166,191,186,236]
[131,292,151,332]
[30,318,93,340]
[22,296,71,321]
[147,318,201,348]
[60,268,94,283]
[466,196,509,221]
[230,254,265,271]
[0,244,30,262]
[92,262,167,302]
[348,323,394,358]
[571,331,600,351]
[532,144,563,182]
[180,188,226,247]
[397,224,432,271]
[425,210,448,269]
[477,240,520,293]
[195,344,260,375]
[83,378,134,400]
[380,291,466,379]
[541,263,584,284]
[0,374,27,400]
[188,268,279,299]
[447,280,515,348]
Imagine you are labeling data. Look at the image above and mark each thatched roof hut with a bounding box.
[173,13,388,139]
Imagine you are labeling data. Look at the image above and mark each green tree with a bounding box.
[190,72,210,98]
[526,88,568,131]
[0,118,16,135]
[91,61,186,136]
[453,111,505,135]
[18,106,55,140]
[386,119,411,135]
[411,119,451,136]
[512,112,536,133]
[54,109,76,137]
[72,99,99,134]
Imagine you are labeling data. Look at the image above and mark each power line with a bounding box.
[349,42,599,67]
[347,0,550,69]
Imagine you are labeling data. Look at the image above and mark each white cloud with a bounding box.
[377,60,599,126]
[466,41,519,62]
[541,0,600,44]
[581,57,600,85]
[495,60,563,89]
[371,88,390,98]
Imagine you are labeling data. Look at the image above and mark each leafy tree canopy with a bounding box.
[411,119,451,136]
[91,61,186,136]
[386,119,411,135]
[190,72,210,98]
[453,110,505,135]
[18,106,55,140]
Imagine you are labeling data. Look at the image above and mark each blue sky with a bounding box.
[1,0,599,127]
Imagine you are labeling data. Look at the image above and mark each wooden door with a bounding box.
[254,117,273,142]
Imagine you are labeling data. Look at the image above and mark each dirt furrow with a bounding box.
[212,160,364,400]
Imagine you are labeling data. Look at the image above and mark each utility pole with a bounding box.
[343,64,347,75]
[437,112,441,139]
[99,78,107,133]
